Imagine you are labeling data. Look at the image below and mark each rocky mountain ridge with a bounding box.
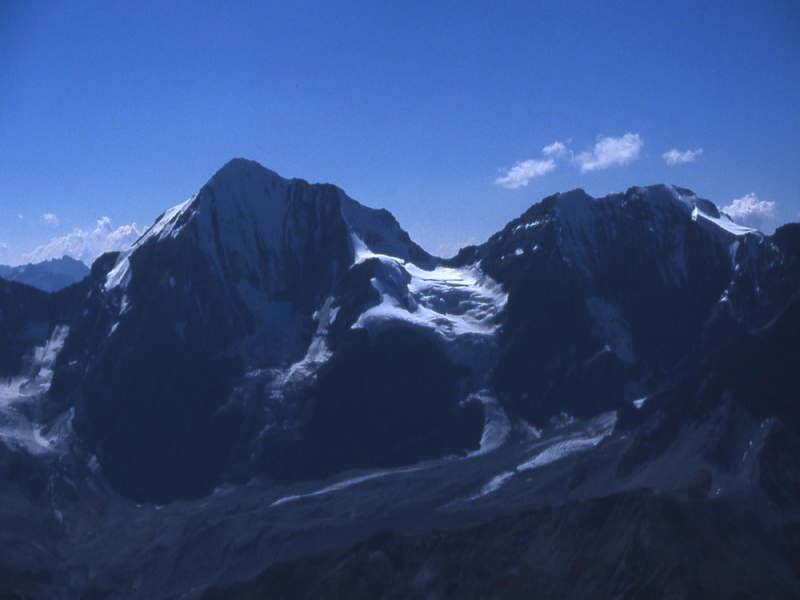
[1,159,799,598]
[0,256,90,293]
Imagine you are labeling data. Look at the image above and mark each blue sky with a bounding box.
[1,0,798,265]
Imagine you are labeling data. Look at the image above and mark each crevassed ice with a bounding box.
[351,236,508,341]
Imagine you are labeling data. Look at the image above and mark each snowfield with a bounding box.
[352,245,507,340]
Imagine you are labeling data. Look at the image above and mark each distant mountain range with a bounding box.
[1,159,799,599]
[0,255,90,292]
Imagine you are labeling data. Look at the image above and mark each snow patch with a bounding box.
[350,232,378,265]
[513,220,545,233]
[0,403,76,457]
[33,325,69,387]
[0,327,74,454]
[0,325,70,406]
[265,296,339,405]
[104,255,132,291]
[468,471,516,501]
[340,194,429,265]
[143,195,198,243]
[466,392,511,457]
[693,205,760,237]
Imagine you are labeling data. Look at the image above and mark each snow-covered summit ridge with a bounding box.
[172,159,433,265]
[476,184,760,258]
[105,159,433,292]
[550,184,760,237]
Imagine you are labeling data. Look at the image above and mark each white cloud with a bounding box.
[22,217,143,265]
[573,133,643,172]
[542,141,568,158]
[0,242,8,258]
[43,213,60,227]
[721,193,777,229]
[495,158,556,189]
[662,148,703,165]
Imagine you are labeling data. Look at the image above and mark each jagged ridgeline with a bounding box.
[1,159,799,599]
[0,256,90,293]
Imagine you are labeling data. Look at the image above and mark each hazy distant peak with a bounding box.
[0,255,90,292]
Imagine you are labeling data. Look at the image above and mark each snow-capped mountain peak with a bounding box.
[471,184,760,270]
[106,159,433,295]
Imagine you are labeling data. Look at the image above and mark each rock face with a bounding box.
[204,295,800,600]
[0,278,53,377]
[616,296,800,514]
[203,489,800,600]
[451,186,800,426]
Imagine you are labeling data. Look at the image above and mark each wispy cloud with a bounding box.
[662,148,702,165]
[573,133,643,172]
[43,213,60,227]
[22,217,143,265]
[496,140,569,189]
[498,134,642,187]
[0,242,8,258]
[495,158,556,189]
[542,141,569,158]
[722,193,777,229]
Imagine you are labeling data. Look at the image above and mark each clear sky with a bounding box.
[1,0,798,265]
